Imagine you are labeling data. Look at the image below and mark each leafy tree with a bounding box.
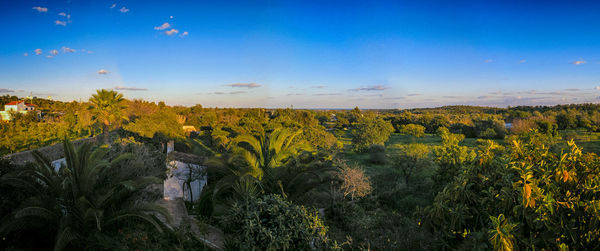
[555,110,577,129]
[351,115,394,151]
[509,138,600,249]
[392,143,430,186]
[123,106,184,146]
[89,89,127,143]
[0,140,169,250]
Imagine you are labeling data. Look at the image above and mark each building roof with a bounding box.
[4,101,37,107]
[5,101,22,105]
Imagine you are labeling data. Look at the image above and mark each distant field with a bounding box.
[558,130,600,154]
[337,130,600,176]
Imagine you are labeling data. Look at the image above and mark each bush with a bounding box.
[368,144,387,164]
[220,194,331,250]
[398,124,426,138]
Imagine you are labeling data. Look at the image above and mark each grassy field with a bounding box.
[558,130,600,154]
[337,130,600,177]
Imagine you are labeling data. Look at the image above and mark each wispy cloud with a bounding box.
[311,85,326,89]
[478,96,491,99]
[154,22,171,30]
[32,6,48,13]
[114,86,148,91]
[209,91,247,95]
[0,88,15,93]
[50,49,59,55]
[164,29,179,36]
[484,59,493,63]
[119,7,130,13]
[97,69,109,75]
[46,55,53,59]
[349,85,389,91]
[442,96,459,98]
[34,49,42,55]
[23,53,28,57]
[179,31,189,38]
[595,86,600,91]
[572,60,587,65]
[287,93,304,96]
[61,46,75,53]
[55,20,67,26]
[314,93,342,96]
[519,59,526,64]
[110,3,116,9]
[564,88,580,91]
[407,93,421,96]
[58,12,67,17]
[225,83,261,89]
[383,97,405,100]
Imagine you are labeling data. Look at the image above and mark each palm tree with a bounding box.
[198,139,336,216]
[89,89,127,144]
[0,140,170,250]
[232,127,310,179]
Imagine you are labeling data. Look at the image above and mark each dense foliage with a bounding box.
[221,194,331,250]
[3,92,600,250]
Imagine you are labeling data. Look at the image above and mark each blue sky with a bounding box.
[1,0,599,108]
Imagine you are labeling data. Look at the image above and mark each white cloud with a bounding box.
[0,88,15,93]
[484,59,493,63]
[180,31,189,38]
[572,60,587,65]
[61,46,76,53]
[50,49,59,55]
[110,3,117,9]
[119,7,130,13]
[114,86,148,91]
[311,85,326,89]
[46,55,53,59]
[23,53,28,57]
[519,59,526,64]
[164,29,179,36]
[58,12,67,16]
[225,83,261,88]
[34,49,42,55]
[154,22,171,30]
[32,6,48,13]
[595,86,600,90]
[55,20,67,26]
[97,69,109,75]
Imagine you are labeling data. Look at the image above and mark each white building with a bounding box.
[1,100,37,120]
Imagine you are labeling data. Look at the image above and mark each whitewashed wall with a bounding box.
[163,160,207,202]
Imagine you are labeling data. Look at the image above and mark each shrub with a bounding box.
[336,163,372,201]
[368,144,387,164]
[220,194,330,250]
[398,124,426,138]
